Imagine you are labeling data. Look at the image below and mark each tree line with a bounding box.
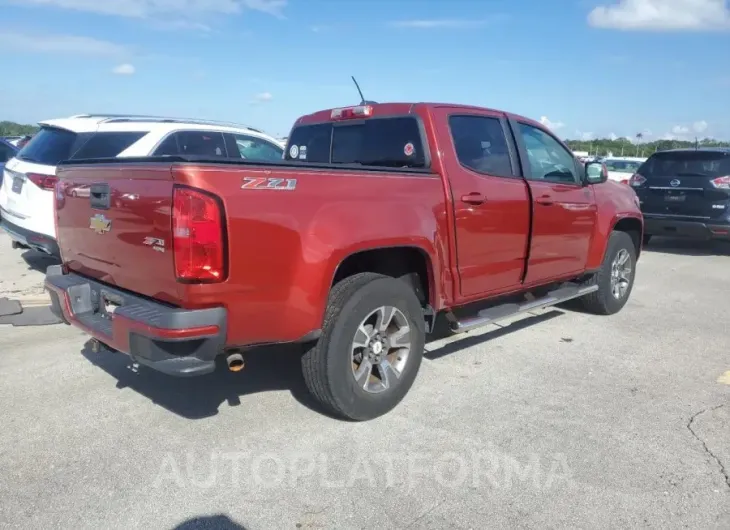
[564,136,730,157]
[0,121,39,137]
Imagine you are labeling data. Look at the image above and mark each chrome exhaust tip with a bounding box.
[226,352,245,372]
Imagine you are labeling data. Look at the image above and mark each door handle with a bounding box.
[535,195,554,206]
[461,192,486,205]
[90,183,111,210]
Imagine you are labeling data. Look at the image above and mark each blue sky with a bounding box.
[0,0,729,141]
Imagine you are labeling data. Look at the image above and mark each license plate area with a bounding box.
[664,192,686,202]
[11,177,23,194]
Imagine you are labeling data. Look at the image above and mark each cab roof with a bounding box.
[294,102,540,128]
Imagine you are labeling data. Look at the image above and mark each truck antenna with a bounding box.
[351,76,377,105]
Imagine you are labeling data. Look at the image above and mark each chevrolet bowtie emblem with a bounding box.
[90,214,111,234]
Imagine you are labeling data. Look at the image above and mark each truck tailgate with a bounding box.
[55,164,182,305]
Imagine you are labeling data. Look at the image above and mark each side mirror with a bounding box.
[584,161,608,185]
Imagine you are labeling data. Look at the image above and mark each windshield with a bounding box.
[638,151,730,178]
[604,159,642,173]
[16,126,90,166]
[285,117,427,169]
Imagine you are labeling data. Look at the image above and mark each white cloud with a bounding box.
[112,63,135,75]
[662,121,709,139]
[608,132,619,141]
[575,130,594,141]
[11,0,287,19]
[588,0,730,31]
[540,116,565,130]
[0,30,126,56]
[251,92,273,104]
[389,16,506,29]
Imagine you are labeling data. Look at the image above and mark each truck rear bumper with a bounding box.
[643,216,730,240]
[45,265,226,377]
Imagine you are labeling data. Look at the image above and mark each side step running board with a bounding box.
[450,283,598,334]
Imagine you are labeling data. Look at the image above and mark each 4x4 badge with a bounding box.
[90,214,111,234]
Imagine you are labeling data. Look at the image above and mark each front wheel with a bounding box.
[301,273,426,421]
[579,231,637,315]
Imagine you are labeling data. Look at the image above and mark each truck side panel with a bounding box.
[170,164,450,347]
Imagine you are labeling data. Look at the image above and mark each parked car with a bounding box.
[15,135,33,149]
[46,102,643,421]
[0,137,19,189]
[0,114,284,257]
[2,136,24,146]
[630,148,730,244]
[603,157,646,183]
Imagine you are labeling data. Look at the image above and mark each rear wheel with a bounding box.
[301,273,425,421]
[579,231,637,315]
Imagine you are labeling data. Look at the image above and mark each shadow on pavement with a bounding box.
[424,309,564,360]
[643,237,730,257]
[21,249,60,274]
[172,514,248,529]
[80,308,567,419]
[80,341,334,420]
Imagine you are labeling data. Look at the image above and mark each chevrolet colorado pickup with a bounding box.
[46,102,643,421]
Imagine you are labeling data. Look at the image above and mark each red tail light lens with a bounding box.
[26,172,58,191]
[172,187,226,283]
[629,173,646,187]
[710,176,730,189]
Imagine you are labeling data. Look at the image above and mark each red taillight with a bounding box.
[331,105,373,120]
[629,173,646,188]
[172,186,226,283]
[710,175,730,189]
[26,172,58,191]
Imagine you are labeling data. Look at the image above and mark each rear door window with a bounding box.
[286,117,427,168]
[639,151,730,178]
[449,115,513,177]
[70,132,147,159]
[16,127,92,166]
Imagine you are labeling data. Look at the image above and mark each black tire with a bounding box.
[301,272,426,421]
[642,234,652,246]
[579,231,637,315]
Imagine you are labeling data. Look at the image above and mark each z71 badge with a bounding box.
[241,177,297,191]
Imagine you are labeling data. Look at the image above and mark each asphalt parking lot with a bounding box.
[0,232,728,529]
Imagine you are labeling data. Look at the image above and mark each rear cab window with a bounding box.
[285,113,427,169]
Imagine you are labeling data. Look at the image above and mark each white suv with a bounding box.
[0,114,284,256]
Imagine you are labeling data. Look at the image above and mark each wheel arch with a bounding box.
[330,244,437,305]
[586,213,644,270]
[611,215,643,259]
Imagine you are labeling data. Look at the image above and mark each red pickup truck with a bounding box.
[46,102,643,421]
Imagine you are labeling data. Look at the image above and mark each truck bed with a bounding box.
[54,156,447,346]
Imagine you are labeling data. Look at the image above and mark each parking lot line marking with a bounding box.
[717,371,730,385]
